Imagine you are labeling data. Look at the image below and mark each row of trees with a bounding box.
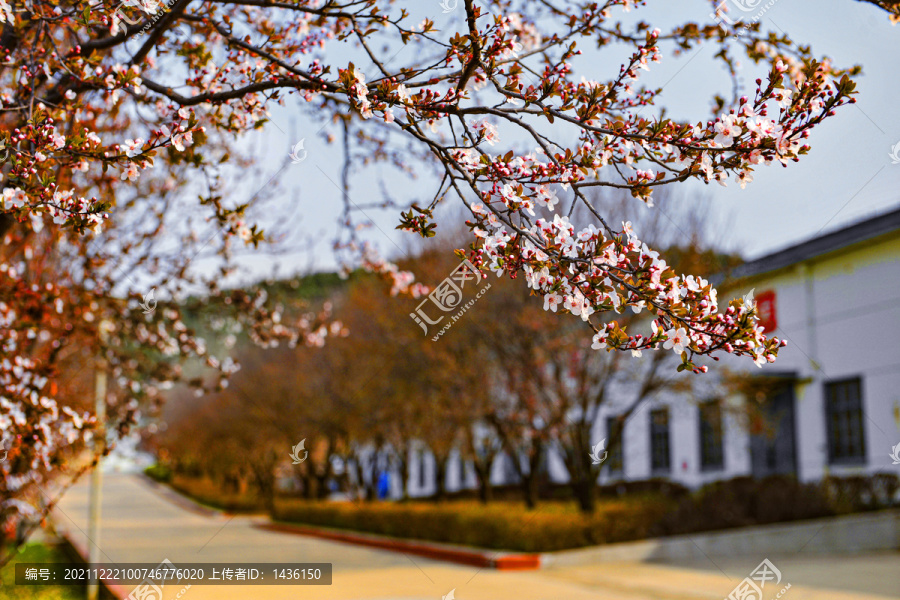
[159,193,739,514]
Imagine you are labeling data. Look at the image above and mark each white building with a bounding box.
[400,207,900,496]
[600,205,900,488]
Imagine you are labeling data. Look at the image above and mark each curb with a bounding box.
[258,522,541,571]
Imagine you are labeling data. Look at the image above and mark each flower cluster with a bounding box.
[357,241,429,298]
[465,205,786,371]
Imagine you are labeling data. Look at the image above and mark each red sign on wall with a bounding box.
[756,289,777,333]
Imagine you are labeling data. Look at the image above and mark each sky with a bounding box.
[212,0,900,282]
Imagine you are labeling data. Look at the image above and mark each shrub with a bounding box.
[434,479,690,504]
[272,497,672,552]
[651,473,899,537]
[653,476,829,536]
[165,472,899,552]
[821,472,899,513]
[598,478,690,500]
[168,475,263,513]
[871,473,900,506]
[143,463,173,483]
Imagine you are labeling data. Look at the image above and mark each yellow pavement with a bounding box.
[48,474,897,600]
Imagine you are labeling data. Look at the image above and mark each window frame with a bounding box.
[698,399,725,471]
[605,415,624,475]
[824,376,867,466]
[649,406,671,474]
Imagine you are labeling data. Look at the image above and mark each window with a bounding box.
[699,400,724,470]
[606,416,624,474]
[825,377,866,465]
[650,407,671,473]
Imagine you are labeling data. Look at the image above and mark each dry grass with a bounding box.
[271,496,672,552]
[168,475,265,513]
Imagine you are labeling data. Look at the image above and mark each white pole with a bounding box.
[87,322,109,600]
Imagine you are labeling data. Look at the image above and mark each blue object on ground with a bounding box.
[376,471,390,499]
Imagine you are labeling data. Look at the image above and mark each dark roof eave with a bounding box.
[723,205,900,282]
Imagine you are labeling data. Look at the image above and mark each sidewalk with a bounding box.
[50,473,899,600]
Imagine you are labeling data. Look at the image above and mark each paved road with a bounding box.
[49,473,898,600]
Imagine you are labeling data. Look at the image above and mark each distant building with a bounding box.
[596,205,900,488]
[403,207,900,496]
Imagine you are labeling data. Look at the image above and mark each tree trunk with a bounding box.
[473,459,493,504]
[521,472,538,509]
[262,481,276,514]
[434,454,447,502]
[364,452,379,501]
[300,471,314,500]
[468,429,497,505]
[573,477,596,514]
[252,464,276,515]
[314,469,330,500]
[521,443,543,510]
[566,437,598,515]
[397,448,410,501]
[349,457,366,501]
[312,443,334,501]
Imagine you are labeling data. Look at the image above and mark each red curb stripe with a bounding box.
[258,522,540,570]
[494,554,541,571]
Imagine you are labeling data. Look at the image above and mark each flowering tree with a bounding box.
[0,0,336,557]
[547,190,734,513]
[0,0,861,556]
[856,0,900,22]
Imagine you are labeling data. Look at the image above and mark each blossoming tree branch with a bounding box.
[0,0,860,551]
[356,0,855,373]
[2,0,862,377]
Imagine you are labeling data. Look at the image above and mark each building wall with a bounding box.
[714,232,900,484]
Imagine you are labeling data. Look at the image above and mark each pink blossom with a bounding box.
[663,327,689,354]
[472,120,499,146]
[535,186,559,210]
[543,292,562,312]
[713,114,742,147]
